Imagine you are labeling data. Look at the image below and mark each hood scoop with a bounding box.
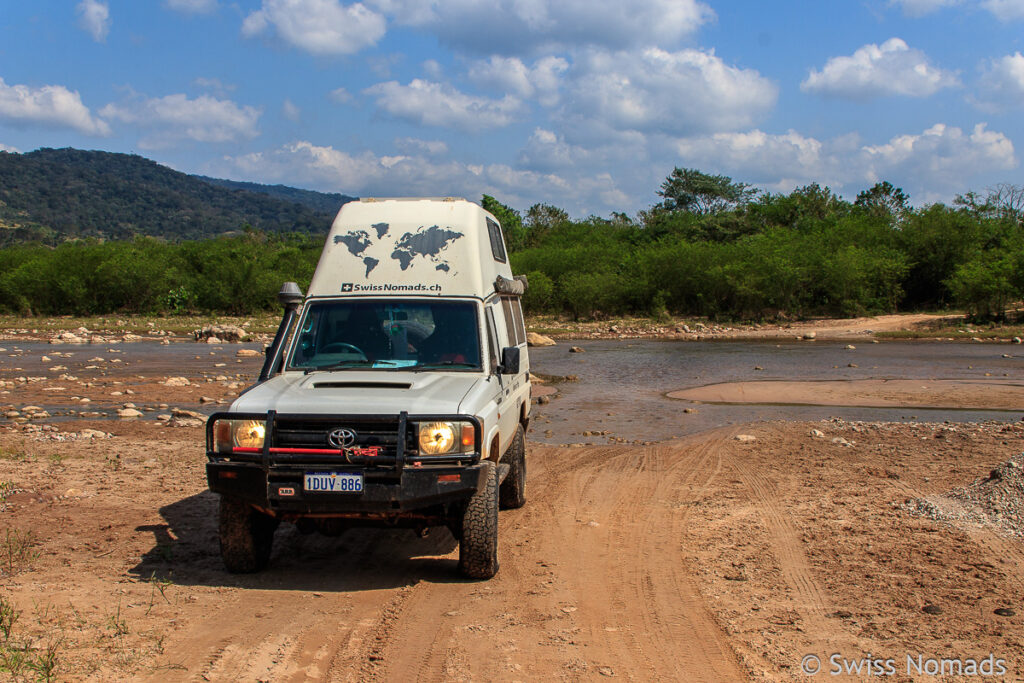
[312,381,412,390]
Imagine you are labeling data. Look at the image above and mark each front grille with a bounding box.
[273,417,413,456]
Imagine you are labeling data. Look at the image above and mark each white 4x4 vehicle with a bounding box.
[205,198,531,579]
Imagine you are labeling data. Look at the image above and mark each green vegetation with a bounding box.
[0,148,351,244]
[0,232,322,316]
[0,156,1021,322]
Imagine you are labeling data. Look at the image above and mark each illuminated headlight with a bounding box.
[416,421,475,455]
[214,419,266,452]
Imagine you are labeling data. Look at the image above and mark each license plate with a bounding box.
[303,472,363,493]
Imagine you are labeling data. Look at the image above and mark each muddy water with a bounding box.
[528,339,1023,444]
[2,338,1021,443]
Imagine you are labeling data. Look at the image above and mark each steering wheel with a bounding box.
[320,342,367,359]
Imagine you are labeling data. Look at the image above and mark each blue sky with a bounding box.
[1,0,1023,217]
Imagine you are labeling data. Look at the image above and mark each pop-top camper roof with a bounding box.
[307,198,519,299]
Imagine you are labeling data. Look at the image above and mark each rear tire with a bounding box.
[458,461,499,579]
[219,496,277,573]
[499,425,527,510]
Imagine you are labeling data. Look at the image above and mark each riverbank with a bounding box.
[529,312,1024,343]
[1,312,1022,344]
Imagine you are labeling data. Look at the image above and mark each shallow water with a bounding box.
[528,339,1023,443]
[1,338,1021,443]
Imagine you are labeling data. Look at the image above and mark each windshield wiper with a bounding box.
[304,360,373,374]
[414,361,480,371]
[304,359,409,374]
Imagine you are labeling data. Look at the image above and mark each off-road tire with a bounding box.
[218,496,277,573]
[458,460,499,579]
[499,425,527,509]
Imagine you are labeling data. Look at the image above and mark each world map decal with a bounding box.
[334,224,464,276]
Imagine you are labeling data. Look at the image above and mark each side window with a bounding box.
[484,307,500,372]
[486,218,508,263]
[500,296,525,346]
[511,298,526,346]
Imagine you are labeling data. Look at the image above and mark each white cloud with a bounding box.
[99,93,260,148]
[242,0,386,56]
[974,52,1024,111]
[889,0,962,16]
[667,123,1016,199]
[282,99,301,121]
[560,48,777,136]
[802,38,958,99]
[861,123,1016,186]
[0,143,20,153]
[211,140,626,214]
[76,0,110,43]
[0,78,110,135]
[982,0,1024,20]
[363,79,523,129]
[165,0,218,13]
[394,137,448,155]
[370,0,713,55]
[328,87,352,103]
[193,77,236,96]
[468,56,568,106]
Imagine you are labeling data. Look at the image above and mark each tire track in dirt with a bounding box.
[727,445,832,636]
[561,429,746,681]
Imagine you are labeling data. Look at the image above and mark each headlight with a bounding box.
[417,421,475,455]
[214,419,266,452]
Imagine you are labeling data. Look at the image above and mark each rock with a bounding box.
[994,607,1016,617]
[194,324,247,343]
[171,408,205,420]
[536,395,551,405]
[569,346,585,353]
[845,344,856,350]
[79,429,109,438]
[63,488,83,497]
[922,604,942,615]
[236,348,260,357]
[735,434,756,442]
[163,377,191,387]
[117,408,143,418]
[168,417,204,428]
[810,429,825,438]
[199,396,216,403]
[831,436,852,446]
[754,366,764,371]
[206,336,222,345]
[4,411,20,418]
[683,408,697,414]
[526,332,556,347]
[847,363,858,368]
[156,414,172,421]
[803,331,816,340]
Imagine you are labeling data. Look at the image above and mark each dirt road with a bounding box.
[1,415,1023,681]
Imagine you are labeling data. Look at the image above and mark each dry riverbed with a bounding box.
[0,325,1023,680]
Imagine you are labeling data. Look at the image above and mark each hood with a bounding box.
[230,370,484,417]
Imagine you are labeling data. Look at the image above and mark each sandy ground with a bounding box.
[670,379,1024,411]
[1,348,1023,680]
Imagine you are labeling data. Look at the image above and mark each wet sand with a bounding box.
[670,379,1024,411]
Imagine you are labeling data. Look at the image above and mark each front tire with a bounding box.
[219,496,277,573]
[458,461,499,579]
[499,425,527,510]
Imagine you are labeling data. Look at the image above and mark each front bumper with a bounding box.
[205,410,485,516]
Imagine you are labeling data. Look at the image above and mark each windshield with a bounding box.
[287,299,482,372]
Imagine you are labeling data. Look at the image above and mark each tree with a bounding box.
[656,167,758,215]
[855,181,909,223]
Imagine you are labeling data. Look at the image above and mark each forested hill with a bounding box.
[0,148,354,244]
[192,175,354,215]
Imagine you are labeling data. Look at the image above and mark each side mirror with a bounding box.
[499,346,520,375]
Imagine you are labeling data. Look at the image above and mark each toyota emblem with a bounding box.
[327,428,357,448]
